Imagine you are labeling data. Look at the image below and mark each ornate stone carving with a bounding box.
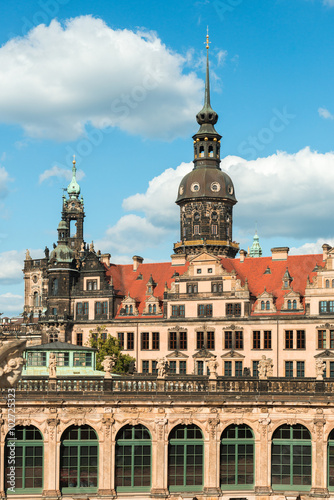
[206,418,219,439]
[155,418,167,440]
[48,352,57,379]
[46,418,59,440]
[316,358,326,380]
[157,357,168,378]
[102,356,116,378]
[0,340,26,388]
[258,417,271,438]
[258,355,273,379]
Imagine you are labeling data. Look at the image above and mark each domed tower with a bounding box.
[174,35,239,258]
[62,157,85,256]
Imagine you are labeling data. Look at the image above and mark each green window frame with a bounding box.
[220,424,254,489]
[271,424,311,491]
[5,426,43,494]
[27,352,46,366]
[73,353,92,367]
[328,429,334,488]
[168,424,203,492]
[60,425,98,493]
[115,425,151,492]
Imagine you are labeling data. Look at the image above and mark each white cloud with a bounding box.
[0,249,43,285]
[318,107,334,120]
[0,166,11,199]
[290,238,334,255]
[39,165,85,184]
[0,16,203,141]
[324,0,334,6]
[97,147,334,259]
[0,293,24,315]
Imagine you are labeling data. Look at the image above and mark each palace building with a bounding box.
[2,37,334,500]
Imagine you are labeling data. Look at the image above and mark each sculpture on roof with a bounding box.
[258,355,273,380]
[207,356,218,379]
[48,352,57,379]
[102,355,116,378]
[157,357,168,378]
[315,358,326,380]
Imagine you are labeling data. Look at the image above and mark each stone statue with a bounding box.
[266,357,273,377]
[157,357,168,378]
[315,358,326,380]
[25,249,31,260]
[80,242,85,252]
[207,356,218,379]
[258,355,268,379]
[90,241,95,252]
[101,355,116,378]
[128,360,136,374]
[0,340,26,388]
[48,353,57,379]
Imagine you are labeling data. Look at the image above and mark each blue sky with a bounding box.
[0,0,334,315]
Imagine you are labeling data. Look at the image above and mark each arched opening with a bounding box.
[293,300,297,310]
[152,304,156,314]
[261,301,265,310]
[208,145,214,157]
[115,424,151,492]
[271,424,311,490]
[199,146,204,157]
[328,428,334,489]
[60,425,98,493]
[5,426,43,494]
[168,424,203,492]
[326,280,330,288]
[288,300,291,310]
[33,291,39,307]
[51,278,58,296]
[266,300,270,310]
[220,424,254,488]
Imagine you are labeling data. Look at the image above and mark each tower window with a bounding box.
[208,145,214,157]
[194,225,200,235]
[211,225,218,235]
[199,146,204,157]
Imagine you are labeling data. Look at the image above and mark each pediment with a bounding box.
[192,347,215,359]
[188,251,220,264]
[314,350,334,358]
[145,295,158,303]
[257,290,273,299]
[82,252,105,271]
[166,350,189,359]
[283,290,300,299]
[221,350,245,359]
[122,294,136,304]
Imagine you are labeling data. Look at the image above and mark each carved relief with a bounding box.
[155,418,167,440]
[206,418,219,439]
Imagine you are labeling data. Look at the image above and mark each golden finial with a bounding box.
[206,26,210,50]
[73,154,76,165]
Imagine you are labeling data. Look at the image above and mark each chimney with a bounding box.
[322,244,331,261]
[239,249,247,263]
[100,253,111,266]
[132,255,144,271]
[271,247,289,261]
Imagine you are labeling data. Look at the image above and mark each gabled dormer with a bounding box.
[143,295,162,315]
[282,267,293,289]
[255,289,277,313]
[119,294,139,316]
[281,290,303,311]
[146,275,156,296]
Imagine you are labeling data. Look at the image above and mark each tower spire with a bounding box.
[205,28,211,109]
[67,156,80,199]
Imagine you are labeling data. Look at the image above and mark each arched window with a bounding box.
[49,332,58,343]
[60,425,98,492]
[332,279,334,288]
[125,305,128,314]
[152,304,156,314]
[199,146,204,157]
[326,280,330,288]
[212,283,218,293]
[220,424,254,488]
[148,304,152,314]
[168,424,203,492]
[129,305,133,314]
[5,426,43,493]
[261,301,265,310]
[115,425,151,492]
[271,424,311,490]
[328,429,334,489]
[33,292,39,307]
[288,300,291,310]
[266,300,270,310]
[208,145,214,157]
[51,278,58,296]
[293,300,297,310]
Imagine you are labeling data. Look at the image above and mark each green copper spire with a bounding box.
[249,230,262,258]
[67,157,80,199]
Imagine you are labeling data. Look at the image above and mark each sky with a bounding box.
[0,0,333,316]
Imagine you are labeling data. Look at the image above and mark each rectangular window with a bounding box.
[320,301,328,313]
[253,331,260,349]
[194,225,199,235]
[235,361,243,377]
[179,331,187,350]
[142,360,149,374]
[224,360,232,376]
[226,303,241,316]
[127,332,134,350]
[169,332,177,350]
[73,353,92,367]
[95,302,102,316]
[318,330,327,349]
[226,303,233,316]
[330,301,334,313]
[235,303,241,316]
[330,361,334,379]
[252,360,259,377]
[55,352,69,367]
[235,331,243,349]
[27,352,47,366]
[152,332,160,350]
[197,331,204,349]
[224,331,232,349]
[179,305,185,317]
[296,361,305,377]
[102,301,108,315]
[76,302,83,315]
[211,224,218,235]
[197,360,204,375]
[117,332,124,349]
[197,304,213,317]
[171,305,178,317]
[297,330,305,349]
[171,305,185,317]
[141,332,149,350]
[264,330,272,349]
[331,330,334,349]
[285,330,293,349]
[76,333,83,346]
[83,302,89,315]
[207,331,215,350]
[179,360,187,374]
[152,360,157,375]
[169,361,176,374]
[285,361,293,378]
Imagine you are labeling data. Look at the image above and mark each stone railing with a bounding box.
[0,375,332,396]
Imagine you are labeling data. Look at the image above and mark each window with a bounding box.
[187,283,198,294]
[197,331,204,349]
[197,268,202,274]
[52,307,57,316]
[198,304,213,317]
[169,361,176,374]
[319,301,334,314]
[253,331,260,349]
[261,301,265,310]
[60,425,98,492]
[87,280,98,291]
[51,278,58,296]
[285,330,293,349]
[235,360,243,376]
[220,424,254,488]
[152,332,159,350]
[49,331,58,343]
[329,361,334,379]
[196,360,204,375]
[55,353,70,367]
[73,353,92,367]
[207,331,215,349]
[27,352,46,367]
[142,360,149,373]
[152,361,157,375]
[224,331,243,350]
[180,331,187,350]
[76,333,83,346]
[226,303,241,316]
[285,361,293,378]
[264,331,272,349]
[297,330,305,349]
[33,292,39,307]
[5,426,43,493]
[288,300,292,310]
[211,224,218,235]
[179,360,187,374]
[318,330,327,349]
[194,225,200,235]
[171,305,185,318]
[235,331,243,349]
[328,429,334,489]
[271,424,311,490]
[76,302,88,318]
[296,361,305,377]
[225,331,232,350]
[95,301,107,318]
[252,361,259,377]
[117,333,124,349]
[141,332,149,350]
[224,361,232,376]
[326,280,330,288]
[266,300,270,310]
[293,300,297,310]
[212,282,223,293]
[169,360,187,375]
[127,332,134,350]
[168,331,187,350]
[169,331,177,350]
[168,425,203,491]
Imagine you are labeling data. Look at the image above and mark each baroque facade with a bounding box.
[2,38,334,500]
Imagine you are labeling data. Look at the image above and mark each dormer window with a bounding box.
[87,280,97,291]
[187,283,198,294]
[326,279,330,288]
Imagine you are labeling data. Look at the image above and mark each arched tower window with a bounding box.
[51,278,58,296]
[60,425,98,492]
[33,291,39,307]
[199,146,204,157]
[271,424,311,490]
[293,300,297,310]
[115,425,151,492]
[168,424,203,492]
[326,279,330,288]
[152,304,156,314]
[261,301,265,310]
[5,426,43,493]
[208,145,214,157]
[266,300,270,310]
[220,424,254,488]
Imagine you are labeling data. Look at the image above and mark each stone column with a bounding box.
[310,415,328,497]
[98,414,115,497]
[255,416,272,498]
[42,417,60,499]
[151,418,168,496]
[204,417,220,496]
